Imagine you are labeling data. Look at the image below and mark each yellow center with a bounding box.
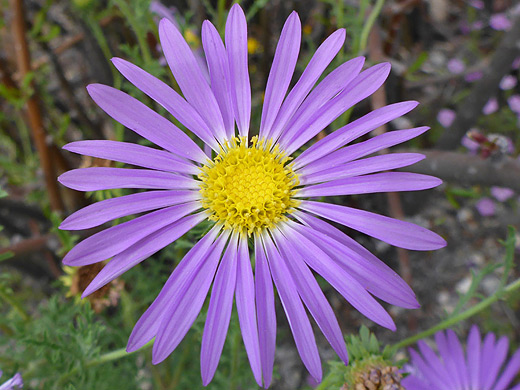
[199,137,300,235]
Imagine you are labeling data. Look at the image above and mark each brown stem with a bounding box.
[0,235,51,257]
[10,0,64,212]
[368,21,415,330]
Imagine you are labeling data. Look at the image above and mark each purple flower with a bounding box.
[465,71,483,82]
[462,133,480,153]
[512,57,520,70]
[476,197,496,217]
[0,371,23,390]
[403,327,520,390]
[483,97,499,115]
[508,95,520,114]
[500,75,517,90]
[58,5,445,387]
[447,59,465,74]
[437,108,455,128]
[490,13,512,31]
[469,0,484,9]
[491,186,515,202]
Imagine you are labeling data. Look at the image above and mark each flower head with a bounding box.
[403,327,520,390]
[59,4,445,387]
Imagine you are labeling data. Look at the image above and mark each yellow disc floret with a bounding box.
[199,136,300,235]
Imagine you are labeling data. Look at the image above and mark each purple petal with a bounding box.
[490,13,512,31]
[300,153,425,185]
[500,75,517,90]
[86,84,206,162]
[58,167,198,191]
[292,213,418,309]
[63,140,199,175]
[262,233,322,382]
[159,18,226,140]
[226,4,250,138]
[273,229,348,364]
[0,373,23,390]
[281,63,392,155]
[151,231,229,363]
[201,233,239,385]
[301,200,446,250]
[447,58,465,74]
[447,329,470,389]
[127,226,222,352]
[483,336,509,389]
[467,325,481,389]
[265,29,346,141]
[111,58,218,150]
[82,213,206,297]
[480,333,497,386]
[401,373,429,390]
[259,12,301,138]
[279,221,395,329]
[437,108,456,128]
[254,235,276,388]
[296,172,441,197]
[476,197,496,217]
[408,348,446,387]
[62,202,200,266]
[483,97,498,115]
[235,237,262,386]
[293,101,418,169]
[435,331,463,388]
[201,21,235,139]
[416,340,452,387]
[60,190,200,230]
[494,348,520,390]
[275,57,365,146]
[491,186,515,202]
[298,126,429,177]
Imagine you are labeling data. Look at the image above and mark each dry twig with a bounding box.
[10,0,64,212]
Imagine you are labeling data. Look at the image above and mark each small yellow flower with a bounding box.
[247,37,261,54]
[184,28,201,48]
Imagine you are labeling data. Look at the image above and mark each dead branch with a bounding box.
[10,0,64,212]
[399,150,520,192]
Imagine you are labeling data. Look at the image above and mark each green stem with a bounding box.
[0,288,30,321]
[56,340,153,386]
[336,0,344,61]
[391,277,520,352]
[216,0,226,33]
[358,0,385,55]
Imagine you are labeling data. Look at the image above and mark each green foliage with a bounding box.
[0,296,142,390]
[318,326,397,390]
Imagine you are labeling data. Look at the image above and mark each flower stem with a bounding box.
[56,340,153,386]
[0,288,30,321]
[390,277,520,352]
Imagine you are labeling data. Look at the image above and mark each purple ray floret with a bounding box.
[403,326,520,390]
[58,4,446,387]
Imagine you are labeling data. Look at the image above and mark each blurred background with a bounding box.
[0,0,519,389]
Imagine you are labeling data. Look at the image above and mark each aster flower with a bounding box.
[0,370,23,390]
[58,4,445,387]
[403,326,520,390]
